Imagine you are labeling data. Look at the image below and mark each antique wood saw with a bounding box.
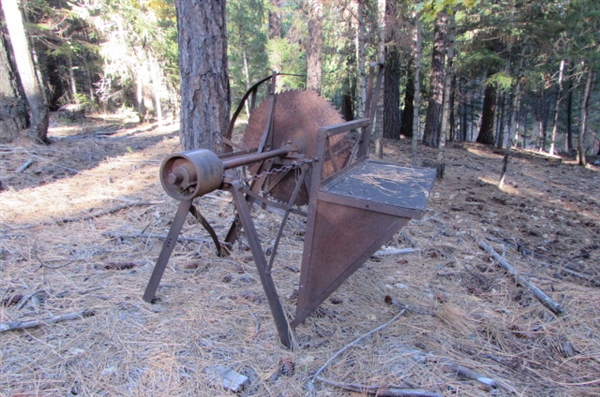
[143,66,437,348]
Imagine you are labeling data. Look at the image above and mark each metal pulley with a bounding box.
[160,149,224,200]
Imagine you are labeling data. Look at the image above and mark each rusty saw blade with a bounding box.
[242,90,355,205]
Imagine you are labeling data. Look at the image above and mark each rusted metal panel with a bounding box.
[292,120,436,328]
[293,201,410,327]
[320,160,437,220]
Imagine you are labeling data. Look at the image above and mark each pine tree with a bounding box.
[1,0,49,143]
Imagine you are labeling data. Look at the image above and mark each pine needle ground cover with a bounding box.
[1,115,599,396]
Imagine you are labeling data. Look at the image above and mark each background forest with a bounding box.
[1,0,600,165]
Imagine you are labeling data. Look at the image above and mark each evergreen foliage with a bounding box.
[2,0,598,157]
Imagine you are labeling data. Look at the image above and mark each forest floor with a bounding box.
[1,114,599,397]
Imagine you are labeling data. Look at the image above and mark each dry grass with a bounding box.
[1,116,599,396]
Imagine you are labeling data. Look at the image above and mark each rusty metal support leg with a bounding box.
[189,204,227,256]
[230,180,293,349]
[143,199,193,303]
[267,164,309,273]
[224,157,276,248]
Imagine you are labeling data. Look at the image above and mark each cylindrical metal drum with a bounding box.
[160,149,224,200]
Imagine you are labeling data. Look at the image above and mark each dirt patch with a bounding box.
[1,116,599,396]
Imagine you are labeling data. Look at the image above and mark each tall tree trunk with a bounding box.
[67,54,78,103]
[136,69,145,120]
[400,64,414,138]
[496,92,507,149]
[383,0,399,139]
[2,0,48,143]
[82,57,95,104]
[269,0,282,39]
[476,80,497,145]
[372,0,386,159]
[307,0,323,93]
[566,62,574,152]
[411,14,422,158]
[509,50,525,147]
[355,0,367,117]
[577,68,594,166]
[422,11,447,148]
[242,47,252,117]
[539,90,549,152]
[341,72,355,121]
[0,24,28,143]
[439,13,455,149]
[549,59,565,155]
[448,74,456,141]
[176,0,230,152]
[459,83,467,141]
[151,58,163,125]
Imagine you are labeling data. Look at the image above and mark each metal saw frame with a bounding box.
[143,63,436,349]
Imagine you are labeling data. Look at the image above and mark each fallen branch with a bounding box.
[479,241,565,315]
[16,158,34,173]
[486,237,599,287]
[316,377,443,397]
[310,309,407,388]
[0,310,95,333]
[386,297,434,316]
[33,242,75,270]
[16,290,46,310]
[374,248,417,256]
[440,362,498,391]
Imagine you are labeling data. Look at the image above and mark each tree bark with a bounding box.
[1,0,48,143]
[269,0,283,39]
[400,64,414,138]
[355,0,367,117]
[306,0,323,94]
[411,14,422,158]
[422,11,447,148]
[341,72,355,121]
[0,19,28,143]
[577,68,594,166]
[566,61,575,153]
[496,92,507,149]
[439,13,455,149]
[509,48,526,147]
[549,59,565,155]
[176,0,230,152]
[476,79,496,145]
[151,58,163,125]
[383,0,400,140]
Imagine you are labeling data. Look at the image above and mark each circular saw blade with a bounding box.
[242,90,355,204]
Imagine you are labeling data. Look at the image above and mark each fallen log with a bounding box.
[374,247,417,256]
[317,377,443,397]
[479,241,565,315]
[440,362,498,391]
[16,158,34,173]
[0,310,95,333]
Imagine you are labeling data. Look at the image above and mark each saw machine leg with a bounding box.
[229,180,293,349]
[224,158,276,249]
[143,199,193,303]
[143,199,225,302]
